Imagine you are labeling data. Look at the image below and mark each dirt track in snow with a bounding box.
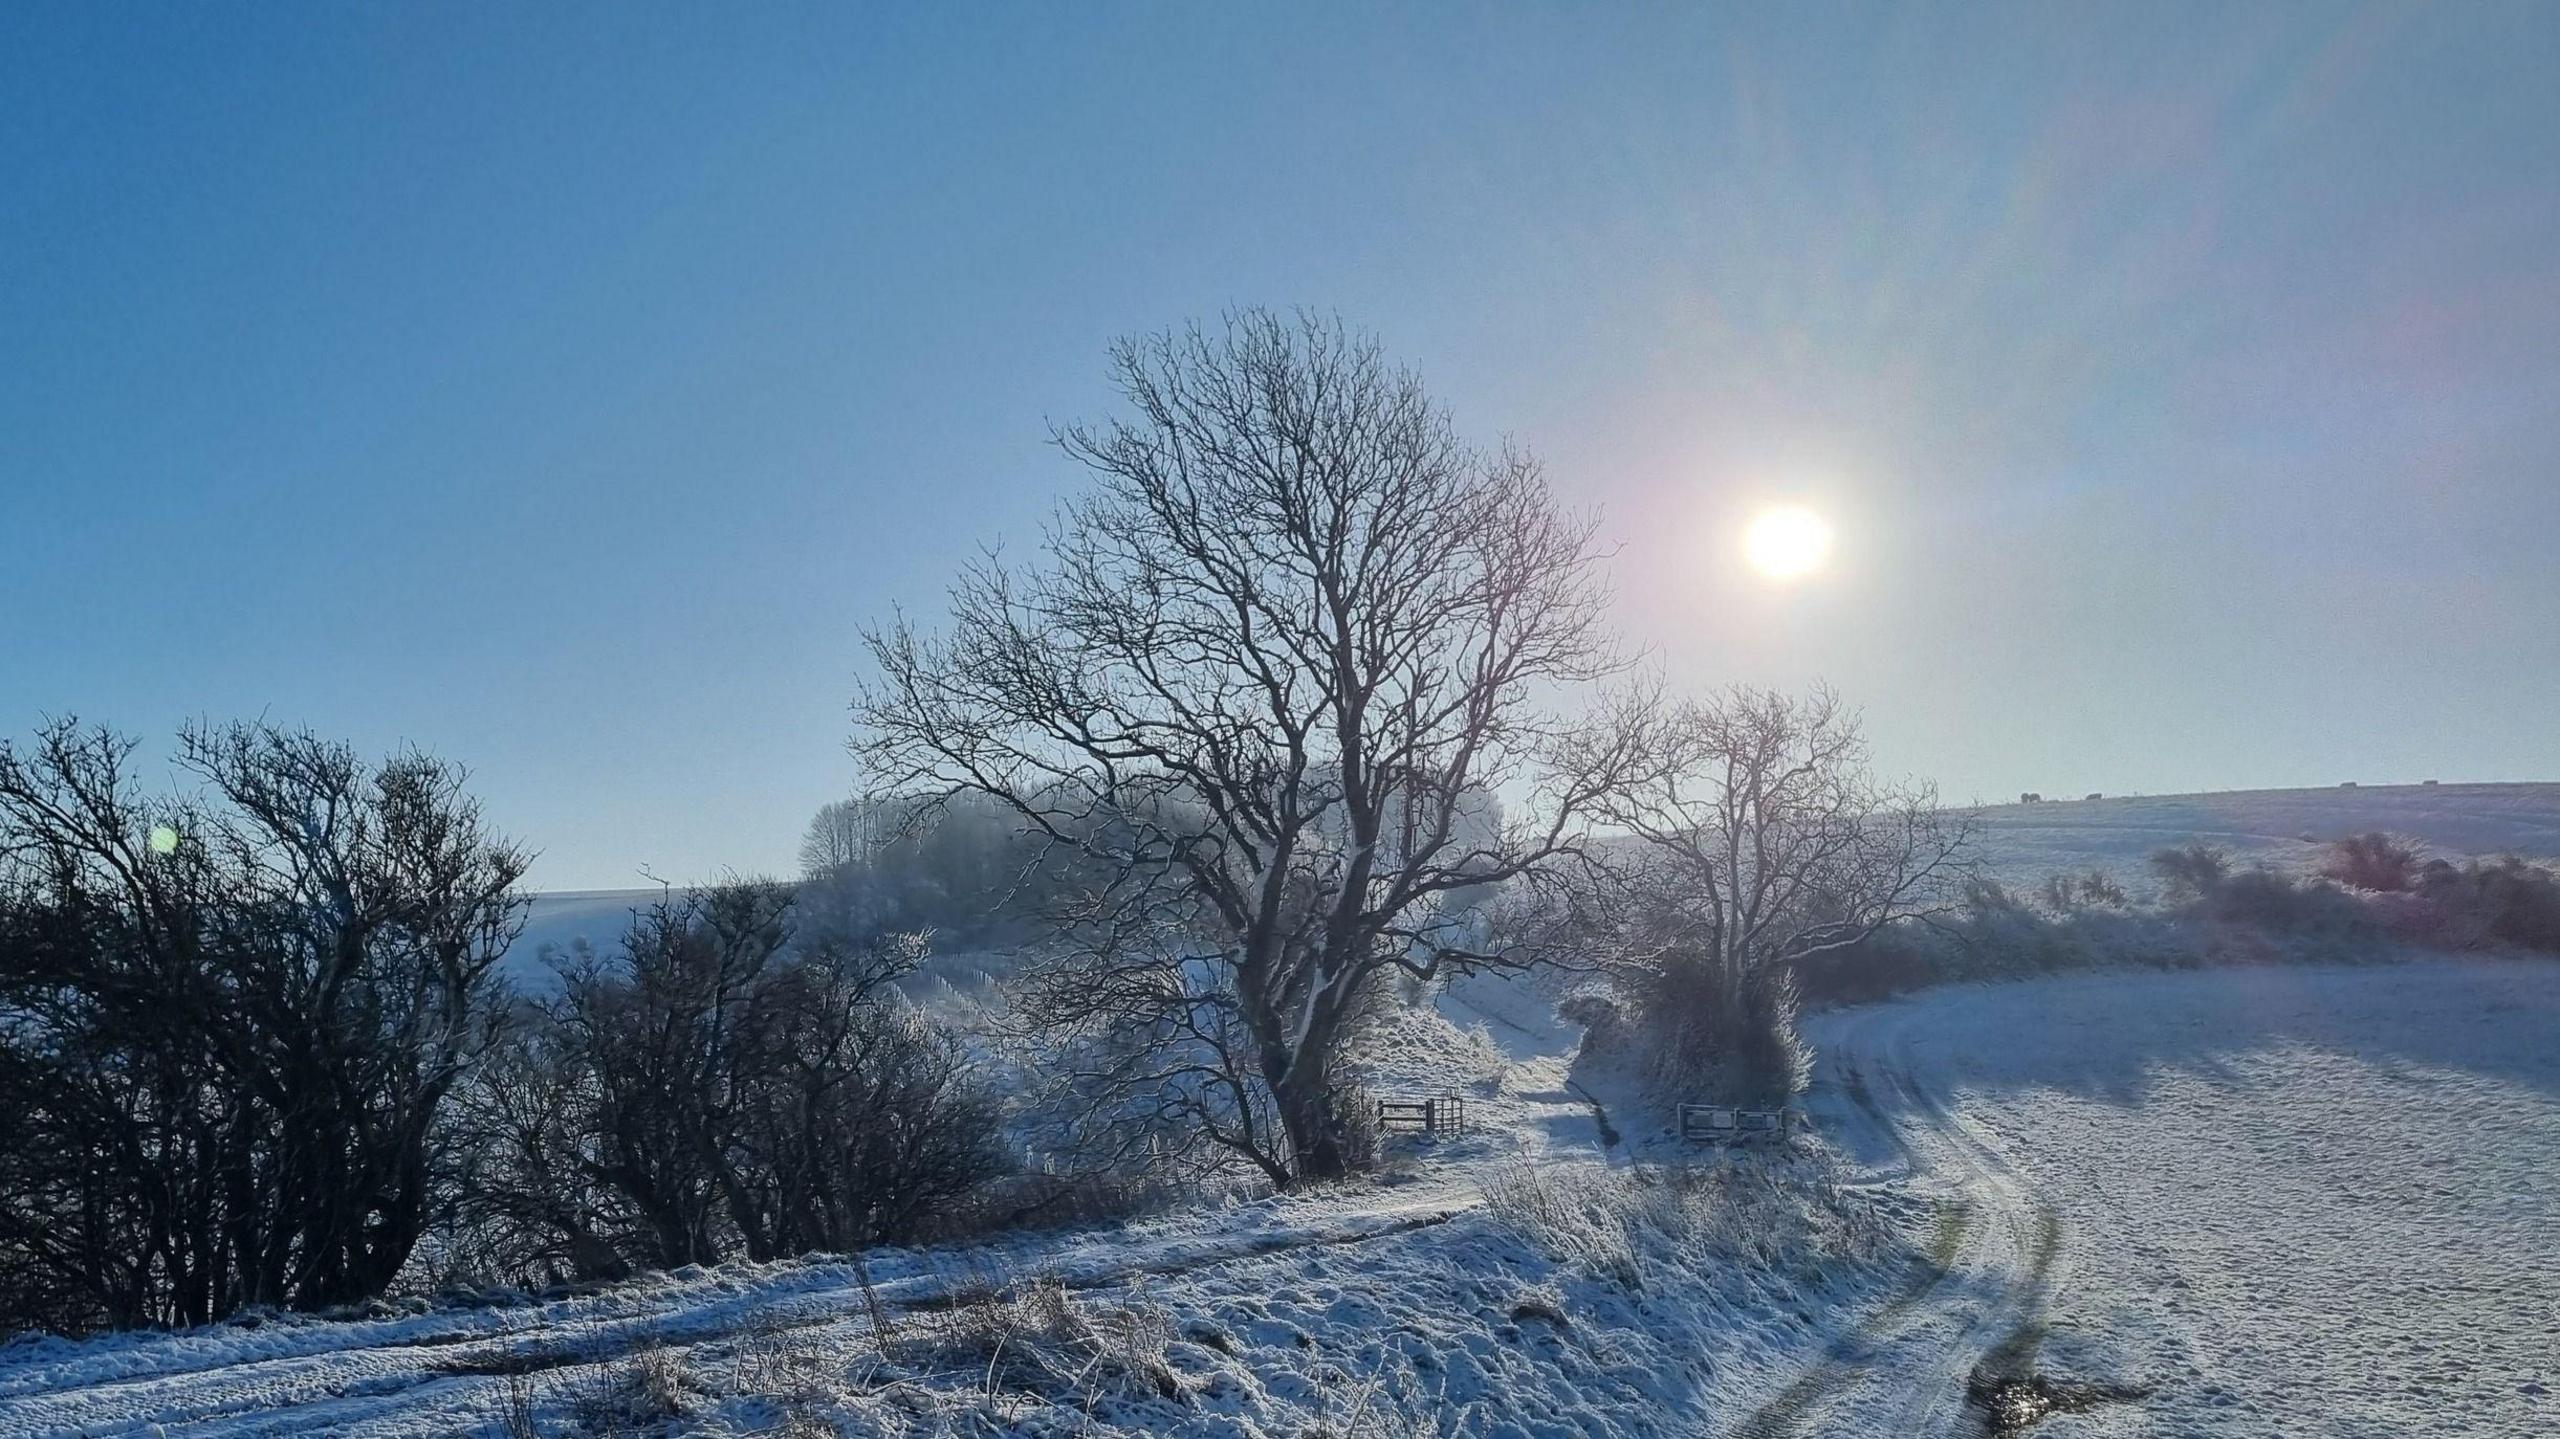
[1747,958,2560,1439]
[0,1191,1474,1438]
[1727,1005,2071,1439]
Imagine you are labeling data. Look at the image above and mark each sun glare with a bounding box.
[1743,505,1833,581]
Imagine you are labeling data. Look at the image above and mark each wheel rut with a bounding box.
[1726,1009,2074,1438]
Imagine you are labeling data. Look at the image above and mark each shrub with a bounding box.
[2039,869,2127,911]
[2205,867,2372,936]
[2324,833,2424,892]
[1799,842,2560,1014]
[2149,845,2374,938]
[2148,844,2231,905]
[1619,959,1809,1106]
[0,719,527,1336]
[1795,883,2216,1008]
[451,882,1010,1286]
[1331,1075,1384,1174]
[2390,856,2560,953]
[1791,923,1943,1006]
[1554,987,1629,1049]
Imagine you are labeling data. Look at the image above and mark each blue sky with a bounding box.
[4,2,2556,889]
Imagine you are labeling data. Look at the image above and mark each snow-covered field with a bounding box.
[1965,782,2560,900]
[1797,958,2560,1437]
[7,957,2555,1435]
[506,784,2560,981]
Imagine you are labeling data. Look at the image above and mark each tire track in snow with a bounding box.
[1727,1005,2065,1438]
[1729,1198,1973,1439]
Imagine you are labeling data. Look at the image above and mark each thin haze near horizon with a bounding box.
[4,3,2556,890]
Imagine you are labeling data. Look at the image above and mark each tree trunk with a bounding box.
[1275,1067,1348,1185]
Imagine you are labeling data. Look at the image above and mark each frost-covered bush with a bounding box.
[1555,986,1630,1049]
[2039,868,2128,911]
[2157,837,2560,956]
[1456,1020,1510,1096]
[1331,1074,1385,1173]
[1782,839,2560,1017]
[2387,856,2560,953]
[1554,958,1809,1105]
[1480,1153,1884,1293]
[1625,961,1812,1106]
[2147,844,2368,934]
[2149,843,2232,905]
[1790,922,1942,1006]
[2209,868,2373,936]
[2324,832,2426,892]
[1795,882,2209,1008]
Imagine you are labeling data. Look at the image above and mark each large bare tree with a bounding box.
[853,311,1634,1183]
[1584,685,1971,1101]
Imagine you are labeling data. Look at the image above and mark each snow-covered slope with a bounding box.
[0,971,1904,1438]
[504,888,659,975]
[1792,958,2560,1437]
[1965,781,2560,898]
[504,785,2560,979]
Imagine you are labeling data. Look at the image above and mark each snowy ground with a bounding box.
[1791,957,2560,1437]
[11,846,2558,1433]
[1964,782,2560,900]
[0,976,1907,1438]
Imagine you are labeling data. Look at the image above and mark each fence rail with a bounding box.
[1677,1103,1803,1145]
[1375,1095,1468,1137]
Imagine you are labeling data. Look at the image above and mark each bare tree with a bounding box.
[456,881,1006,1282]
[1583,686,1970,1102]
[854,310,1635,1183]
[799,797,887,877]
[551,884,798,1271]
[0,718,527,1332]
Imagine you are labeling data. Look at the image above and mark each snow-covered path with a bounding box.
[1786,958,2560,1437]
[0,1186,1477,1438]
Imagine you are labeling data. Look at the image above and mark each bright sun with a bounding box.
[1743,505,1834,581]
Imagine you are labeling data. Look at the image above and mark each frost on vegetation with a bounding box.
[1478,1152,1886,1293]
[1453,1021,1510,1098]
[894,1275,1186,1406]
[1349,994,1511,1100]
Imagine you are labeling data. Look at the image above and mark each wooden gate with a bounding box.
[1376,1095,1468,1137]
[1678,1104,1799,1144]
